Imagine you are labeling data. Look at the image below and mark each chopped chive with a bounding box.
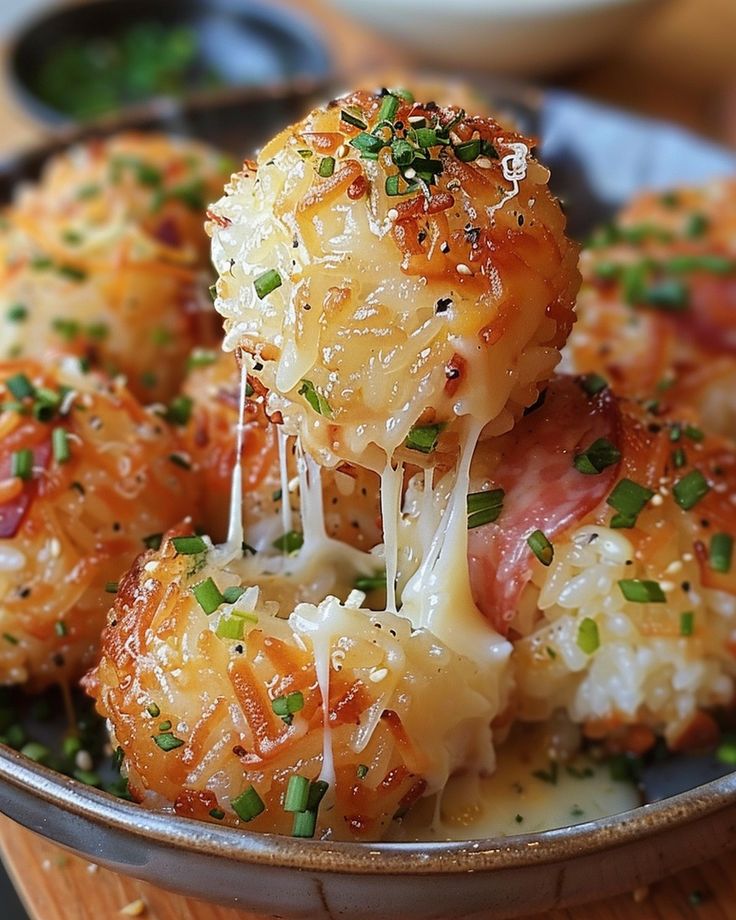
[665,254,733,274]
[158,720,172,732]
[340,108,367,130]
[680,611,695,637]
[192,577,224,615]
[112,745,124,769]
[164,395,193,426]
[187,349,217,370]
[6,373,35,400]
[573,438,621,475]
[455,139,481,162]
[709,533,733,573]
[576,617,599,654]
[6,304,27,323]
[20,742,50,764]
[378,93,400,123]
[356,764,369,779]
[414,127,439,148]
[209,808,225,820]
[716,740,736,766]
[673,470,710,510]
[672,447,687,468]
[253,268,282,300]
[171,534,207,555]
[2,633,18,645]
[51,317,80,341]
[231,785,265,822]
[58,264,87,282]
[143,533,163,550]
[146,703,160,717]
[578,373,608,396]
[527,530,553,566]
[292,808,317,838]
[594,261,620,282]
[641,278,690,311]
[104,581,119,594]
[467,489,504,529]
[272,691,305,724]
[532,762,559,785]
[350,133,383,156]
[606,478,654,528]
[222,586,246,604]
[318,156,335,178]
[284,774,310,812]
[215,616,245,640]
[152,732,184,751]
[354,571,386,592]
[272,530,304,554]
[33,388,62,421]
[618,579,666,603]
[151,326,172,346]
[684,424,704,442]
[168,452,191,469]
[391,138,415,166]
[405,423,443,454]
[298,379,333,418]
[52,427,70,463]
[54,621,67,637]
[684,212,709,238]
[11,448,33,480]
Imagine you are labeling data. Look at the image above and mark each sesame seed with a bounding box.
[665,560,683,574]
[120,899,146,917]
[75,749,93,771]
[336,144,347,158]
[387,208,399,221]
[440,241,450,253]
[476,157,492,169]
[404,168,416,179]
[456,263,473,276]
[650,494,664,506]
[408,115,425,124]
[660,581,676,592]
[369,667,389,683]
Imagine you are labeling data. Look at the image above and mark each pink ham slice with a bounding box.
[0,440,51,539]
[467,376,621,635]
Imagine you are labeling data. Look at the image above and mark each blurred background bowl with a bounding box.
[326,0,665,76]
[8,0,331,125]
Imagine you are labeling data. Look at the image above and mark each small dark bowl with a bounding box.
[8,0,332,125]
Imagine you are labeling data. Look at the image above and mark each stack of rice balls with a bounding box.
[4,90,736,846]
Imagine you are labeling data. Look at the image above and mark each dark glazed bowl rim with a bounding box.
[1,742,735,875]
[6,0,332,126]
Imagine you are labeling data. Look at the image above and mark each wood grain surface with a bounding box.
[1,0,736,918]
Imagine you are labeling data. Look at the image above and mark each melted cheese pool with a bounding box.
[390,724,641,841]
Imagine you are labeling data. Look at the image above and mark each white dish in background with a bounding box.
[327,0,665,76]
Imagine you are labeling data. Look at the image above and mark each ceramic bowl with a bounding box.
[327,0,666,76]
[0,81,735,919]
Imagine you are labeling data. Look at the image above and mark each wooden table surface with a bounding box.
[2,0,736,917]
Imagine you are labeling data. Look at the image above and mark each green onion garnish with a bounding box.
[6,304,27,323]
[641,278,689,311]
[414,127,439,148]
[52,427,70,464]
[143,533,163,550]
[6,373,35,400]
[673,470,710,510]
[164,395,193,427]
[272,691,304,725]
[104,581,119,594]
[216,616,248,640]
[527,530,554,566]
[152,732,184,751]
[340,108,367,130]
[684,212,709,238]
[147,703,160,717]
[253,268,282,300]
[187,349,217,370]
[292,809,317,838]
[350,133,383,156]
[21,742,50,764]
[171,535,207,555]
[158,720,172,732]
[378,93,400,123]
[2,633,18,645]
[672,447,686,469]
[405,423,444,454]
[354,572,387,592]
[455,139,481,162]
[680,611,695,637]
[391,138,415,166]
[318,156,335,177]
[168,452,190,470]
[222,586,246,604]
[618,579,666,603]
[573,438,621,475]
[467,489,504,529]
[272,530,304,554]
[192,577,224,615]
[231,785,265,822]
[54,621,67,637]
[716,740,736,766]
[709,533,733,573]
[606,478,654,528]
[576,617,599,654]
[579,373,608,396]
[298,379,333,418]
[356,764,369,779]
[209,808,225,820]
[284,774,310,813]
[684,424,704,442]
[11,448,33,480]
[58,264,87,283]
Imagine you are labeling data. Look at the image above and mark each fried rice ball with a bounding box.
[0,358,198,688]
[84,534,504,840]
[208,88,579,469]
[181,349,382,549]
[463,374,736,749]
[0,133,230,402]
[565,179,736,438]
